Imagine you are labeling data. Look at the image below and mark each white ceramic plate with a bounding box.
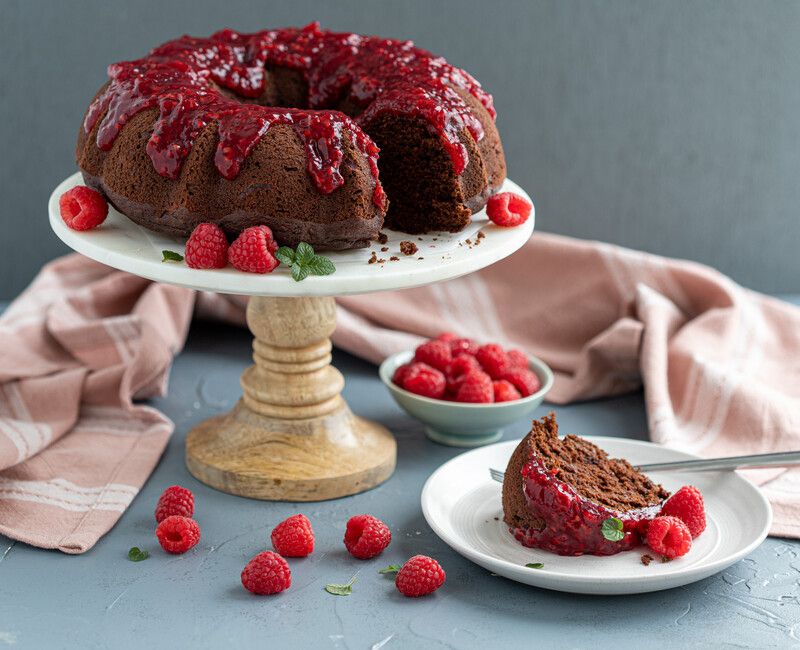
[49,173,533,297]
[421,437,771,595]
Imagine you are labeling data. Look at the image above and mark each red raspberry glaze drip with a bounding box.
[84,23,495,208]
[511,457,663,556]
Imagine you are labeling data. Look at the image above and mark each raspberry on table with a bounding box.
[456,370,494,403]
[395,555,446,597]
[185,222,229,269]
[344,514,392,559]
[492,379,521,402]
[154,485,194,523]
[476,343,509,379]
[659,486,706,538]
[241,551,292,595]
[414,340,452,372]
[271,514,315,557]
[486,192,532,228]
[402,362,446,399]
[59,186,108,231]
[228,225,280,273]
[445,354,482,395]
[155,515,201,554]
[506,349,528,368]
[450,337,478,357]
[501,367,541,397]
[646,516,692,559]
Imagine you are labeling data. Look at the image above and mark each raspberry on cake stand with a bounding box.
[48,172,535,501]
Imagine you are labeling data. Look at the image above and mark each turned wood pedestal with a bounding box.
[185,296,397,501]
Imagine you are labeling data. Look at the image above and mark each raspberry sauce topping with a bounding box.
[84,23,496,206]
[511,457,663,556]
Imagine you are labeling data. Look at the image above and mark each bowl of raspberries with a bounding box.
[379,333,553,447]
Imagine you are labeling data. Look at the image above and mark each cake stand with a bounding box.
[49,172,535,501]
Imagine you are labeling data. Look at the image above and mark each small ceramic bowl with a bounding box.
[379,350,554,447]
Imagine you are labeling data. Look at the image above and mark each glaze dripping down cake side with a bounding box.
[502,414,669,556]
[76,23,507,250]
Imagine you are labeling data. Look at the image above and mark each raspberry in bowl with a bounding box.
[379,334,553,447]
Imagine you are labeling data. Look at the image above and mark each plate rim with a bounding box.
[421,437,772,589]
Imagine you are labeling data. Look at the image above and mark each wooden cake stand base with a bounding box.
[185,296,396,501]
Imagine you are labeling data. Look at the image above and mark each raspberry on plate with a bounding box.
[660,486,706,538]
[185,222,229,269]
[59,186,108,231]
[435,332,458,343]
[241,551,292,595]
[392,363,413,387]
[402,362,446,399]
[456,370,494,403]
[501,367,541,397]
[343,514,391,559]
[395,555,446,597]
[486,192,532,228]
[492,379,521,402]
[228,225,280,273]
[154,485,194,523]
[450,337,478,357]
[646,516,692,559]
[271,514,315,557]
[155,515,201,554]
[414,340,452,372]
[506,349,528,368]
[445,354,482,395]
[476,343,509,379]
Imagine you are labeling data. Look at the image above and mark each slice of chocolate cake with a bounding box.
[502,413,669,556]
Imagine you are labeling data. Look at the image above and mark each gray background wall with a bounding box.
[2,0,799,298]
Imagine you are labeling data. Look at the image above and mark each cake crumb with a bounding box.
[641,554,653,566]
[389,256,399,261]
[417,257,424,260]
[477,231,485,239]
[377,258,386,264]
[380,246,389,252]
[661,555,672,563]
[493,516,499,521]
[368,252,378,264]
[377,232,388,244]
[400,241,418,256]
[465,238,472,245]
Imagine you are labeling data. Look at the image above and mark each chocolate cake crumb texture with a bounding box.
[641,554,653,566]
[400,241,418,256]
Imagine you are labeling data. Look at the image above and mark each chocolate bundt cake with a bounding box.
[76,23,506,250]
[503,414,669,556]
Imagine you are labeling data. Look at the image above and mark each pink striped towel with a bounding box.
[1,232,798,552]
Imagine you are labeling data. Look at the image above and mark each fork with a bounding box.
[489,449,800,484]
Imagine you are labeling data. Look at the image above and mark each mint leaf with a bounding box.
[324,576,356,596]
[275,246,295,266]
[601,517,625,542]
[127,546,149,562]
[525,562,544,569]
[378,564,402,574]
[306,255,336,276]
[291,264,310,282]
[295,241,316,266]
[161,250,184,263]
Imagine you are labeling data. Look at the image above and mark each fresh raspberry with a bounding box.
[59,186,108,231]
[660,486,706,538]
[450,337,478,357]
[492,379,521,402]
[185,222,228,269]
[501,367,542,397]
[271,514,315,557]
[475,343,509,379]
[154,485,194,523]
[343,514,392,559]
[228,225,280,273]
[456,370,494,403]
[436,332,458,343]
[486,192,532,228]
[445,354,482,395]
[646,516,692,559]
[155,515,201,554]
[402,362,446,399]
[506,349,528,368]
[392,363,413,387]
[241,551,292,595]
[395,555,446,597]
[414,340,452,372]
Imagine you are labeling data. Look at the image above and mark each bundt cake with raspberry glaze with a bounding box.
[76,22,506,250]
[503,414,669,556]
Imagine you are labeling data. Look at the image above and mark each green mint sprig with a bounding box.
[324,576,356,596]
[601,517,625,542]
[127,546,150,562]
[162,250,184,263]
[525,562,544,569]
[275,242,335,282]
[378,565,402,574]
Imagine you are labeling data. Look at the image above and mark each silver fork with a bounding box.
[489,449,800,484]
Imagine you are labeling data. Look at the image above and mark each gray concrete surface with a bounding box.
[3,0,800,299]
[0,311,798,649]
